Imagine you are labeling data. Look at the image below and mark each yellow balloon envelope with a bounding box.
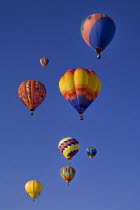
[25,180,43,201]
[59,68,101,119]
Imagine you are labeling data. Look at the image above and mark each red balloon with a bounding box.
[18,80,46,115]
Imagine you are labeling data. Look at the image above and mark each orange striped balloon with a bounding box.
[18,80,46,115]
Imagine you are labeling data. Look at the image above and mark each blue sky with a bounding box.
[0,0,140,209]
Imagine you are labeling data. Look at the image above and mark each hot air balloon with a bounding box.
[18,80,46,115]
[81,13,116,58]
[60,166,75,185]
[25,180,43,201]
[58,137,80,163]
[59,68,101,120]
[86,147,97,158]
[40,57,49,67]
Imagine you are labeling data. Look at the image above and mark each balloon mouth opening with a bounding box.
[95,47,103,53]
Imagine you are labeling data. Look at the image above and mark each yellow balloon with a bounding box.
[59,68,101,120]
[25,180,43,201]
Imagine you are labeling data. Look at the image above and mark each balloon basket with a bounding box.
[97,54,101,59]
[30,111,34,116]
[79,115,83,120]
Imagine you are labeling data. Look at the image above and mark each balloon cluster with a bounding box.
[20,13,115,201]
[58,138,97,185]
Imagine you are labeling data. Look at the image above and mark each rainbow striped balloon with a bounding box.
[58,137,80,163]
[60,166,76,184]
[59,68,101,119]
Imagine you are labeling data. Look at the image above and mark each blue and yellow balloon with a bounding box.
[86,147,97,159]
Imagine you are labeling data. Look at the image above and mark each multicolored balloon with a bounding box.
[58,137,80,163]
[81,13,116,58]
[59,68,101,120]
[25,180,43,201]
[86,147,97,158]
[60,166,76,184]
[18,80,46,115]
[40,57,49,67]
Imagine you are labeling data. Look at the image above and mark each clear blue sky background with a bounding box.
[0,0,140,209]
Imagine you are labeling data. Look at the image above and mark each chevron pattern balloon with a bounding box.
[58,137,80,163]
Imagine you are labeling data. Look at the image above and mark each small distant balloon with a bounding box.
[60,166,76,184]
[25,180,43,201]
[81,13,116,58]
[40,57,49,67]
[86,147,97,158]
